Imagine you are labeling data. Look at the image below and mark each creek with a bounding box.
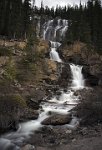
[0,19,85,150]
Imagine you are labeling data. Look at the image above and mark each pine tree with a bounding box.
[22,0,31,39]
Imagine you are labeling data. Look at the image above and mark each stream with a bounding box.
[0,19,85,150]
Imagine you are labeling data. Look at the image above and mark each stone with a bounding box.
[21,144,35,150]
[42,114,72,125]
[20,108,39,121]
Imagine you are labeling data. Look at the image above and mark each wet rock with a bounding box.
[26,89,46,110]
[75,87,102,125]
[58,63,71,88]
[85,75,99,86]
[42,114,72,125]
[21,144,35,150]
[20,108,39,121]
[82,65,90,78]
[80,127,88,135]
[98,77,102,86]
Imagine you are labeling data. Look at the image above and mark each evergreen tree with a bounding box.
[23,0,31,39]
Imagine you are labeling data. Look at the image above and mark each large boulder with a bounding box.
[26,89,46,110]
[75,87,102,125]
[42,114,72,125]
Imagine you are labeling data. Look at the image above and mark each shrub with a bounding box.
[0,94,27,130]
[0,46,12,56]
[4,60,17,81]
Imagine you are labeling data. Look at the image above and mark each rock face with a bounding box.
[42,114,72,125]
[58,63,71,88]
[43,59,58,84]
[74,87,102,125]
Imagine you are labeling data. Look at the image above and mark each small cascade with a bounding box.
[50,48,62,62]
[50,41,61,48]
[50,41,62,62]
[70,64,85,89]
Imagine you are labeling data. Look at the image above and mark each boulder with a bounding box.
[26,89,46,110]
[20,108,39,121]
[42,114,72,125]
[75,87,102,125]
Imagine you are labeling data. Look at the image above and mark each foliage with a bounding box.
[4,59,17,81]
[0,94,26,130]
[0,46,12,56]
[0,0,31,39]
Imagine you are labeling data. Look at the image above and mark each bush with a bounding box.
[4,60,17,81]
[0,46,12,56]
[0,94,27,131]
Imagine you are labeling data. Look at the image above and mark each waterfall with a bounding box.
[43,19,68,41]
[50,48,62,62]
[50,41,62,62]
[42,19,68,63]
[70,64,85,89]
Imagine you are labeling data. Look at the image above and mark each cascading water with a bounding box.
[43,19,68,41]
[43,19,67,63]
[70,64,85,89]
[50,48,62,62]
[0,18,85,150]
[0,66,84,150]
[50,41,62,62]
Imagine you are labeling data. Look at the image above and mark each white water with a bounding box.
[0,64,84,150]
[43,19,68,41]
[50,48,62,62]
[70,64,85,89]
[43,19,68,63]
[50,41,62,62]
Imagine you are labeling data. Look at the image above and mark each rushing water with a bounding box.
[0,63,84,150]
[70,64,85,89]
[0,19,85,150]
[43,19,68,41]
[50,41,62,62]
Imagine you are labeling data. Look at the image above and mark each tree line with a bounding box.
[0,0,32,39]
